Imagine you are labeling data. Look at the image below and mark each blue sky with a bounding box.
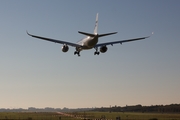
[0,0,180,109]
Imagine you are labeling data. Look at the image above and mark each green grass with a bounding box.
[0,112,80,120]
[71,112,180,120]
[0,112,180,120]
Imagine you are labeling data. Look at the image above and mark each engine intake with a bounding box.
[62,44,69,52]
[100,46,108,53]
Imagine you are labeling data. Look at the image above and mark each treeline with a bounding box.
[0,107,93,112]
[1,104,180,113]
[92,104,180,113]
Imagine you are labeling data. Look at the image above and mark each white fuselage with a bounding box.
[77,35,98,50]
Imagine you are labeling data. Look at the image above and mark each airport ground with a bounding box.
[0,111,180,120]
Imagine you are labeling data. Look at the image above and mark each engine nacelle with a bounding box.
[100,46,108,53]
[61,45,69,52]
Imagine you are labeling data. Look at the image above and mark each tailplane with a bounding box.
[78,31,117,37]
[98,32,117,37]
[78,31,95,37]
[78,13,117,38]
[78,13,98,37]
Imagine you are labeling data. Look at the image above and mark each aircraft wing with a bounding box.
[27,31,82,47]
[95,36,150,48]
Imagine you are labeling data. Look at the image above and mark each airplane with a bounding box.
[27,13,151,56]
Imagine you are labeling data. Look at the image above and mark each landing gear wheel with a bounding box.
[94,51,100,55]
[74,51,80,57]
[94,47,100,55]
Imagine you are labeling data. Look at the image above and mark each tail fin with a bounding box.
[79,13,117,38]
[94,13,98,35]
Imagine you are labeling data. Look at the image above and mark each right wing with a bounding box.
[95,36,150,48]
[27,31,82,47]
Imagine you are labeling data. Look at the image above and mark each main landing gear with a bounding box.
[94,51,100,55]
[74,51,80,57]
[74,47,81,57]
[94,48,100,55]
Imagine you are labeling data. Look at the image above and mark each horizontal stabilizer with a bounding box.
[78,31,96,37]
[79,31,117,38]
[98,32,117,37]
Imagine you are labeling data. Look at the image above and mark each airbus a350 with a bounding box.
[27,13,151,56]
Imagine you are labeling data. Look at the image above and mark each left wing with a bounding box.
[95,36,150,48]
[27,31,82,47]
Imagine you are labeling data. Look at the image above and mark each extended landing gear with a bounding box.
[94,51,100,55]
[94,47,100,55]
[74,51,80,57]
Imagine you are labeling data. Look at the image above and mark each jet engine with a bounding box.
[61,44,69,52]
[100,46,108,53]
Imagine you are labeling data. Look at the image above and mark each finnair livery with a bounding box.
[27,13,151,56]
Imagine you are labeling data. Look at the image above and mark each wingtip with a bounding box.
[26,30,29,34]
[147,32,154,38]
[26,30,31,36]
[149,32,154,37]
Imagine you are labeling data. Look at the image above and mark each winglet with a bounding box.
[146,32,154,38]
[26,30,31,36]
[148,32,154,37]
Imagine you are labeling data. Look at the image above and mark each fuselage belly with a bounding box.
[78,36,98,50]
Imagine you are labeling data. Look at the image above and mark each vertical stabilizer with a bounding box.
[94,13,98,35]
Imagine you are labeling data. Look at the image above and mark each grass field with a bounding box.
[0,112,79,120]
[69,111,180,120]
[0,112,180,120]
